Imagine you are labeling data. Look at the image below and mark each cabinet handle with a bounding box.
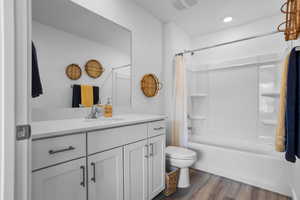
[150,143,154,157]
[144,145,149,158]
[91,162,96,183]
[48,146,75,155]
[80,166,85,187]
[154,127,164,131]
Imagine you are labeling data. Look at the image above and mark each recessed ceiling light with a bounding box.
[223,17,233,23]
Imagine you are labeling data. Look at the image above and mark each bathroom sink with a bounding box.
[83,117,124,122]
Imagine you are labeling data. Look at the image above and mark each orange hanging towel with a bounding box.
[276,54,290,152]
[81,85,94,107]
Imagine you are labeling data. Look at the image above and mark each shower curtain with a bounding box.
[171,55,188,147]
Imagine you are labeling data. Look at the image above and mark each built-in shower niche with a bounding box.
[258,63,281,145]
[187,66,209,136]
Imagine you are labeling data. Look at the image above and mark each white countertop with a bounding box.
[31,114,167,139]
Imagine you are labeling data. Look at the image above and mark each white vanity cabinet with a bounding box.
[31,119,166,200]
[88,147,123,200]
[32,158,86,200]
[148,134,165,199]
[32,133,86,171]
[124,134,165,200]
[124,139,149,200]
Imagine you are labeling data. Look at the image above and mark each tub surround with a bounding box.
[31,114,166,139]
[189,142,292,197]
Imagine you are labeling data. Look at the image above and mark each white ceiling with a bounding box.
[131,0,283,37]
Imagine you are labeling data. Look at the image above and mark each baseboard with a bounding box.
[192,163,291,197]
[292,188,299,200]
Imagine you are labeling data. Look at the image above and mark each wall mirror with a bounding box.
[31,0,132,121]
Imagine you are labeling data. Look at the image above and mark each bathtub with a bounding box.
[188,135,292,196]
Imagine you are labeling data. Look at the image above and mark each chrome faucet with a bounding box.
[86,105,103,119]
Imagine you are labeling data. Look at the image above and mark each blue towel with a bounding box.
[93,86,99,104]
[72,84,81,108]
[32,42,43,98]
[285,47,300,162]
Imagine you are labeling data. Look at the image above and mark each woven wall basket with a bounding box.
[278,0,300,41]
[85,59,104,79]
[65,64,82,80]
[140,74,162,97]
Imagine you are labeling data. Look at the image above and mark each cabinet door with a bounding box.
[32,158,86,200]
[149,135,165,199]
[88,147,123,200]
[124,139,149,200]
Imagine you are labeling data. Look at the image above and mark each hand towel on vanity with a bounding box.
[81,85,94,107]
[285,48,300,162]
[72,84,81,108]
[275,54,290,152]
[32,42,43,98]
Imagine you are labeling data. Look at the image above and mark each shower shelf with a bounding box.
[190,93,208,97]
[261,92,280,98]
[189,115,207,120]
[261,119,277,126]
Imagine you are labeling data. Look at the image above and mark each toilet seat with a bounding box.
[166,146,196,160]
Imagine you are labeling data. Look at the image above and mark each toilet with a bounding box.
[166,146,197,188]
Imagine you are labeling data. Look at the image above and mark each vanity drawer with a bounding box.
[32,134,86,170]
[148,120,166,137]
[88,124,148,155]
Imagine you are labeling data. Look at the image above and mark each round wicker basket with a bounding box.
[65,64,82,80]
[85,59,104,79]
[140,74,162,97]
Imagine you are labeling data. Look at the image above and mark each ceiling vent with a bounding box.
[172,0,200,10]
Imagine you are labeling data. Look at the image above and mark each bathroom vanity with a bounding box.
[18,0,167,199]
[31,114,166,200]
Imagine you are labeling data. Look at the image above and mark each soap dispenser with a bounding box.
[104,97,112,118]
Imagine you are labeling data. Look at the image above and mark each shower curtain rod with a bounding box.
[175,31,280,56]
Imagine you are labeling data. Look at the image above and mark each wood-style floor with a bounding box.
[154,169,290,200]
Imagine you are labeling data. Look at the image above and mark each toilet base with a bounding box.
[177,168,190,188]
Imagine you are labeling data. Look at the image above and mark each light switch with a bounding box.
[16,125,31,140]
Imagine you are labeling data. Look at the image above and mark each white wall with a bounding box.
[292,163,300,199]
[70,0,164,114]
[31,21,130,112]
[163,22,191,144]
[114,72,131,107]
[191,15,286,66]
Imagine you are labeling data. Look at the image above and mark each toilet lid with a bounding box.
[166,146,196,160]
